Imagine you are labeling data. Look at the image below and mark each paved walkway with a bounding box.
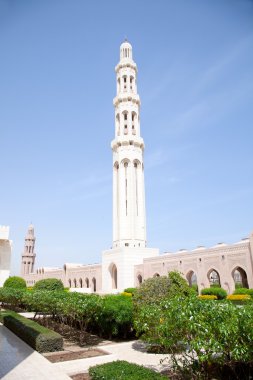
[54,340,171,377]
[0,323,71,380]
[0,317,172,379]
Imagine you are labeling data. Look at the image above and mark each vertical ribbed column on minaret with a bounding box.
[111,40,146,249]
[21,224,36,276]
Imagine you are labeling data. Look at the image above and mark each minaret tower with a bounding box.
[21,224,36,276]
[102,41,158,293]
[111,40,146,248]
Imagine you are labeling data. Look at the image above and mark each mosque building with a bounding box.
[20,41,253,294]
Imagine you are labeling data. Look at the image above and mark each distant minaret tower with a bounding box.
[111,40,146,248]
[21,224,36,276]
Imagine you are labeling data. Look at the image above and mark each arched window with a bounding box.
[232,267,249,288]
[92,277,96,293]
[85,278,89,288]
[153,273,160,278]
[73,278,77,288]
[123,76,127,91]
[79,278,83,288]
[208,269,220,287]
[137,274,142,286]
[116,114,120,136]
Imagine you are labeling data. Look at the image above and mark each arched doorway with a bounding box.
[85,278,89,288]
[68,279,71,288]
[79,278,83,288]
[92,277,96,293]
[232,267,249,288]
[73,278,77,288]
[208,269,220,287]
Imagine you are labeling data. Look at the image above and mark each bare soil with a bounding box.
[70,374,91,380]
[44,348,107,363]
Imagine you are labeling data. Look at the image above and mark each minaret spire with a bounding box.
[111,41,146,249]
[21,224,36,276]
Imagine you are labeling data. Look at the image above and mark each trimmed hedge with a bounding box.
[0,310,63,352]
[33,278,64,291]
[233,288,253,298]
[3,276,26,289]
[89,360,168,380]
[201,287,227,300]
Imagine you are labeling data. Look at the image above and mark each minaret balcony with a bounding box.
[111,136,144,150]
[115,61,137,73]
[113,93,140,107]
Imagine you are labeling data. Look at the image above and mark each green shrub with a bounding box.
[134,271,194,311]
[191,283,198,293]
[33,278,64,291]
[3,276,26,289]
[94,295,133,339]
[0,310,63,352]
[233,288,253,298]
[134,297,253,378]
[201,287,227,300]
[0,287,26,310]
[89,360,167,379]
[124,287,136,295]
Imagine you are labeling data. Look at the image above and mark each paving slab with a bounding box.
[0,323,71,380]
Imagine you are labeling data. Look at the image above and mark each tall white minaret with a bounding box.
[21,224,36,276]
[111,40,146,249]
[102,41,158,293]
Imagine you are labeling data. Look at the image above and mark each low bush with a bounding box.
[121,292,132,297]
[198,295,217,300]
[89,360,167,379]
[134,297,253,379]
[134,271,194,311]
[233,288,253,298]
[3,276,26,289]
[201,287,227,300]
[0,287,26,310]
[124,287,136,295]
[0,310,63,352]
[94,295,133,339]
[33,278,64,291]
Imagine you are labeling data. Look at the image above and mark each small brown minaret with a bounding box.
[21,224,36,276]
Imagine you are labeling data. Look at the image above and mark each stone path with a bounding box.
[0,317,172,379]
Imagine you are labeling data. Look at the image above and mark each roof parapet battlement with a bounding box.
[0,226,9,240]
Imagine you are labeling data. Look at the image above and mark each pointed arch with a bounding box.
[186,270,197,287]
[85,277,89,288]
[207,268,220,286]
[79,278,83,288]
[232,266,249,288]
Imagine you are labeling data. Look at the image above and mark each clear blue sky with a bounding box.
[1,0,252,275]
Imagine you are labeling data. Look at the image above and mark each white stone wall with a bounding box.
[0,226,12,286]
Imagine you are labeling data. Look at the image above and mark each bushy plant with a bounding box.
[134,271,193,311]
[89,360,167,379]
[95,295,133,339]
[3,276,26,289]
[0,287,26,310]
[233,288,253,298]
[201,286,227,300]
[124,287,136,295]
[33,278,64,291]
[134,297,253,378]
